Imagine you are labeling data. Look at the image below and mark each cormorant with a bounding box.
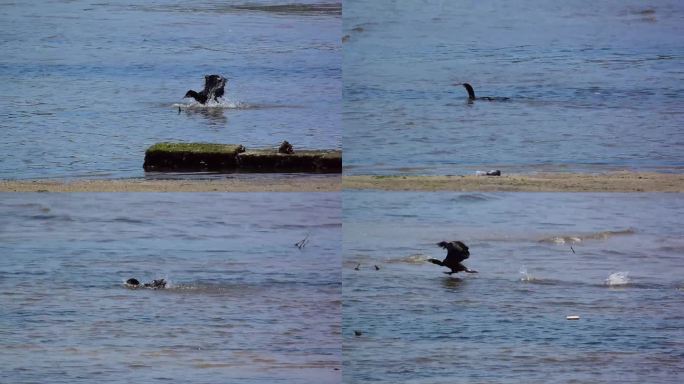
[184,75,227,104]
[428,241,478,275]
[460,83,509,102]
[125,278,166,289]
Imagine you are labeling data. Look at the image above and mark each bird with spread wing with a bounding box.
[428,241,478,275]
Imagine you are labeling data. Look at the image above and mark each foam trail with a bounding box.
[605,271,630,286]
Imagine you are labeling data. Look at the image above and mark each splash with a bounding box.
[544,236,582,244]
[605,271,630,286]
[540,228,635,244]
[174,99,250,110]
[385,254,427,264]
[519,265,534,282]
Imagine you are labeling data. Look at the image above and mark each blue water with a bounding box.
[0,1,341,179]
[0,193,341,383]
[343,0,684,175]
[343,192,684,383]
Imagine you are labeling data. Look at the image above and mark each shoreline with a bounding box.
[0,176,341,192]
[2,172,683,192]
[342,172,684,192]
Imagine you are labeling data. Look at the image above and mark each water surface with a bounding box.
[343,0,684,175]
[343,192,684,383]
[0,1,341,179]
[0,193,341,383]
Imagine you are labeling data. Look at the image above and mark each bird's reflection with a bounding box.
[441,276,465,290]
[182,106,228,126]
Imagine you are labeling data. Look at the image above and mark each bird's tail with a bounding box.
[427,258,444,266]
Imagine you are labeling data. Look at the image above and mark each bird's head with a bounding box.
[184,90,195,98]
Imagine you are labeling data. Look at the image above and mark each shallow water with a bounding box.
[343,192,684,383]
[0,1,341,179]
[0,193,341,383]
[343,0,684,175]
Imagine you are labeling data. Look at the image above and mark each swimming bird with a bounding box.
[460,83,509,102]
[428,241,478,275]
[144,279,167,289]
[125,278,166,289]
[184,75,227,104]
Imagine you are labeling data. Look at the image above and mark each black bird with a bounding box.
[125,278,166,289]
[428,241,478,275]
[459,83,509,102]
[184,75,227,104]
[144,279,167,289]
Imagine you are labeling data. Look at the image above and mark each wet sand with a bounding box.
[3,172,683,192]
[342,172,684,192]
[0,176,341,192]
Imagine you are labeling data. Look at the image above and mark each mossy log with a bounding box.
[144,142,341,173]
[237,149,341,173]
[143,143,245,172]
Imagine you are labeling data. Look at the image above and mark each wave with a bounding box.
[539,228,635,244]
[450,193,497,203]
[230,3,341,16]
[386,254,429,264]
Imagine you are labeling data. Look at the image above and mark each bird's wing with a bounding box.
[444,241,469,264]
[204,75,226,99]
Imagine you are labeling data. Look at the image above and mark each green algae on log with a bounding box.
[144,143,245,172]
[237,149,341,173]
[143,142,341,173]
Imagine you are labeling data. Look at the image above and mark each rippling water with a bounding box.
[343,0,684,175]
[0,193,341,383]
[0,1,341,179]
[343,192,684,383]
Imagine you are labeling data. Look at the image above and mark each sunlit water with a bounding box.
[343,192,684,383]
[0,193,341,383]
[0,1,341,179]
[343,0,684,175]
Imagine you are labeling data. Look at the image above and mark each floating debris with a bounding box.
[354,263,360,271]
[566,315,580,320]
[295,233,310,249]
[354,330,363,336]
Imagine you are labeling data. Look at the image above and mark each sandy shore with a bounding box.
[342,172,684,192]
[0,176,341,192]
[3,172,683,192]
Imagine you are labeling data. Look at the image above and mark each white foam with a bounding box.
[519,265,534,282]
[174,99,250,110]
[605,271,630,286]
